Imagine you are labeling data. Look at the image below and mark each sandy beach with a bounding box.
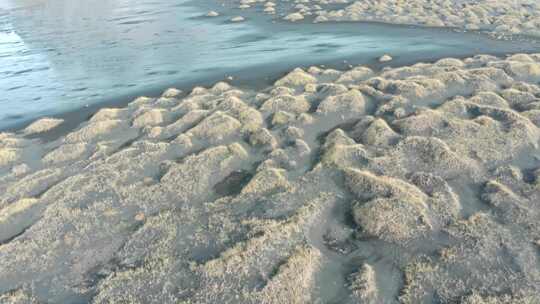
[1,51,540,302]
[2,0,540,303]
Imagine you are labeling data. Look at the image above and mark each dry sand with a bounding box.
[230,0,540,37]
[0,53,539,303]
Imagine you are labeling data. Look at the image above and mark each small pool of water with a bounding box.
[0,0,538,130]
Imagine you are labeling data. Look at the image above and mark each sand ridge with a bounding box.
[0,54,539,303]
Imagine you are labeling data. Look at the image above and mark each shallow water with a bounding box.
[0,0,539,130]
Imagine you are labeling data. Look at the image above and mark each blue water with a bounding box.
[0,0,538,130]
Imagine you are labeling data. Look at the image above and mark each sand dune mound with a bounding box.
[321,129,369,168]
[345,168,461,242]
[274,68,318,88]
[186,111,243,142]
[1,54,540,302]
[316,89,366,115]
[22,118,63,135]
[0,148,19,168]
[260,94,311,114]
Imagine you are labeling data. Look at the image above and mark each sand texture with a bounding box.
[1,54,540,303]
[231,0,540,37]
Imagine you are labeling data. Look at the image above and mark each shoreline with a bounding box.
[5,45,540,141]
[3,0,540,134]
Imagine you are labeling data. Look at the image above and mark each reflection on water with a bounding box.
[0,0,538,129]
[1,0,211,127]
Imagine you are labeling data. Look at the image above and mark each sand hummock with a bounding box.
[0,54,540,303]
[379,54,392,63]
[231,16,246,22]
[22,118,64,135]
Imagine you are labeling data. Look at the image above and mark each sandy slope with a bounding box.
[1,54,540,303]
[231,0,540,37]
